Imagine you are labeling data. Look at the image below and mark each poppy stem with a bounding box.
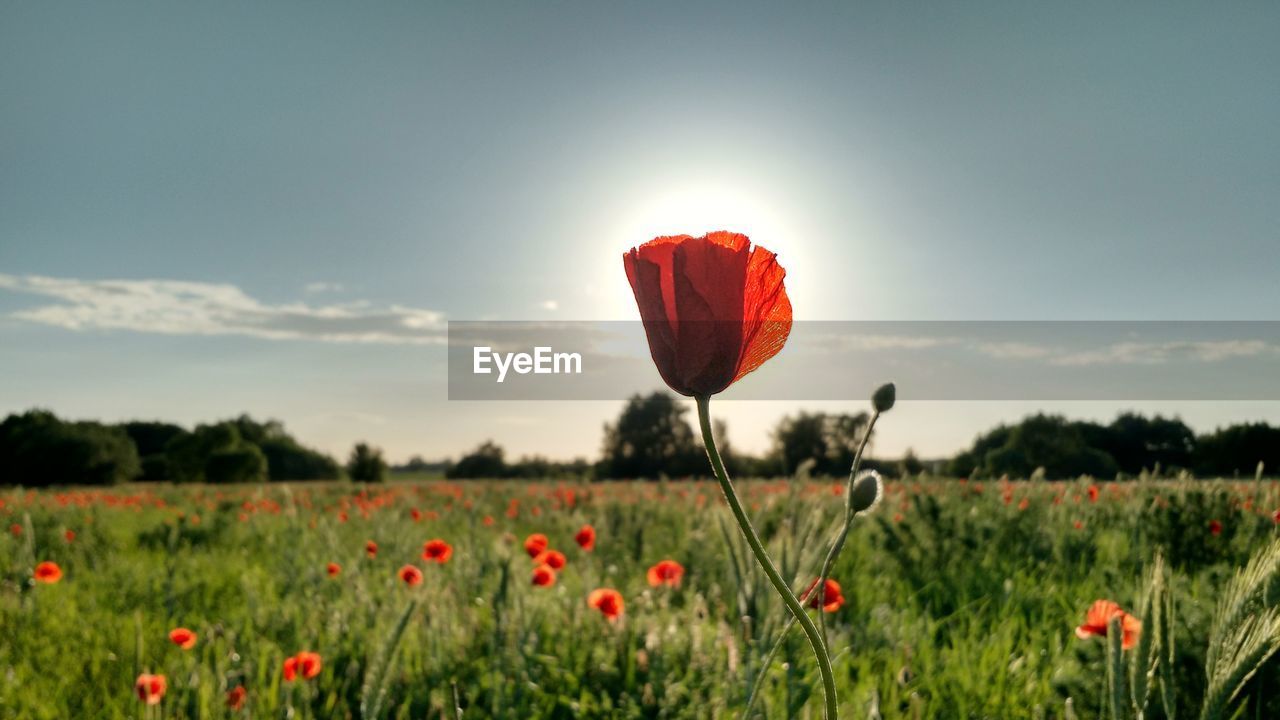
[696,394,839,720]
[816,410,881,649]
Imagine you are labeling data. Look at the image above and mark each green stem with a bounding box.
[696,395,838,720]
[816,411,881,648]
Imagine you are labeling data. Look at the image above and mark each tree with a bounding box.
[165,423,244,483]
[771,410,871,476]
[1084,413,1195,476]
[446,441,506,479]
[347,442,388,483]
[971,414,1118,479]
[0,410,140,486]
[598,392,702,479]
[122,421,188,481]
[205,445,268,484]
[1195,423,1280,477]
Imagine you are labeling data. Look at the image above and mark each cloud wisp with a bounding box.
[0,273,445,344]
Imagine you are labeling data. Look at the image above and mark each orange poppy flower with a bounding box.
[575,524,596,551]
[646,559,685,588]
[283,651,322,681]
[802,578,846,613]
[226,685,247,710]
[531,564,556,587]
[422,539,453,564]
[532,549,566,570]
[1075,599,1142,650]
[623,231,792,397]
[587,588,624,620]
[365,540,378,558]
[135,673,167,705]
[168,627,197,650]
[33,561,62,584]
[398,564,423,586]
[327,562,341,577]
[524,533,549,558]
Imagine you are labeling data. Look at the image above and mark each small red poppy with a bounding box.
[226,685,247,710]
[1209,519,1222,536]
[283,651,322,681]
[422,539,453,564]
[8,523,20,537]
[588,588,624,620]
[524,533,549,558]
[398,564,423,586]
[646,559,685,588]
[802,578,845,613]
[64,529,76,543]
[531,564,556,587]
[410,508,422,521]
[1075,599,1142,650]
[326,562,341,577]
[168,627,197,650]
[532,549,566,570]
[135,673,167,705]
[482,515,495,527]
[575,524,596,551]
[623,231,792,397]
[34,561,62,584]
[365,540,378,558]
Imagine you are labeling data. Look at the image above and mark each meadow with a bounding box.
[2,476,1278,719]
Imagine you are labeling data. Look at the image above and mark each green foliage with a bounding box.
[2,478,1280,718]
[347,442,388,483]
[0,410,140,486]
[771,410,870,477]
[204,445,268,484]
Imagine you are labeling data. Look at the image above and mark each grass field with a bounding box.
[2,477,1278,719]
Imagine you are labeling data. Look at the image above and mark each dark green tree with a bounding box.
[597,392,702,479]
[347,442,388,483]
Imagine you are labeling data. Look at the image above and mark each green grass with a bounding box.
[1,477,1277,719]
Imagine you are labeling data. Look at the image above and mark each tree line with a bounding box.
[3,396,1278,485]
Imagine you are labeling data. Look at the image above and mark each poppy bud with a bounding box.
[850,470,882,513]
[872,383,896,413]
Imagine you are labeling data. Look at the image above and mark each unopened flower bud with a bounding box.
[850,470,882,513]
[872,383,896,413]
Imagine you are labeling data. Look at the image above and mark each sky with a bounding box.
[2,1,1279,463]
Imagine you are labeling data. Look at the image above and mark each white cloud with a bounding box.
[303,281,345,294]
[1050,339,1271,366]
[0,273,445,344]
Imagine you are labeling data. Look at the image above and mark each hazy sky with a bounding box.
[3,2,1279,462]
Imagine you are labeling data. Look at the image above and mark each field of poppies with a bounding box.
[3,476,1279,719]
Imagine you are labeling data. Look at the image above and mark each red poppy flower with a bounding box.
[1209,519,1222,536]
[483,515,495,527]
[1273,508,1280,525]
[64,529,76,543]
[410,508,422,521]
[646,559,685,588]
[588,588,624,620]
[135,673,167,705]
[168,627,197,650]
[422,539,453,564]
[33,561,62,584]
[326,562,341,577]
[1087,485,1100,503]
[226,685,247,710]
[283,651,322,681]
[524,533,549,558]
[575,524,596,551]
[532,549,566,570]
[623,231,792,397]
[398,564,423,586]
[1075,599,1142,650]
[802,578,846,613]
[365,540,378,558]
[8,523,20,537]
[531,564,556,587]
